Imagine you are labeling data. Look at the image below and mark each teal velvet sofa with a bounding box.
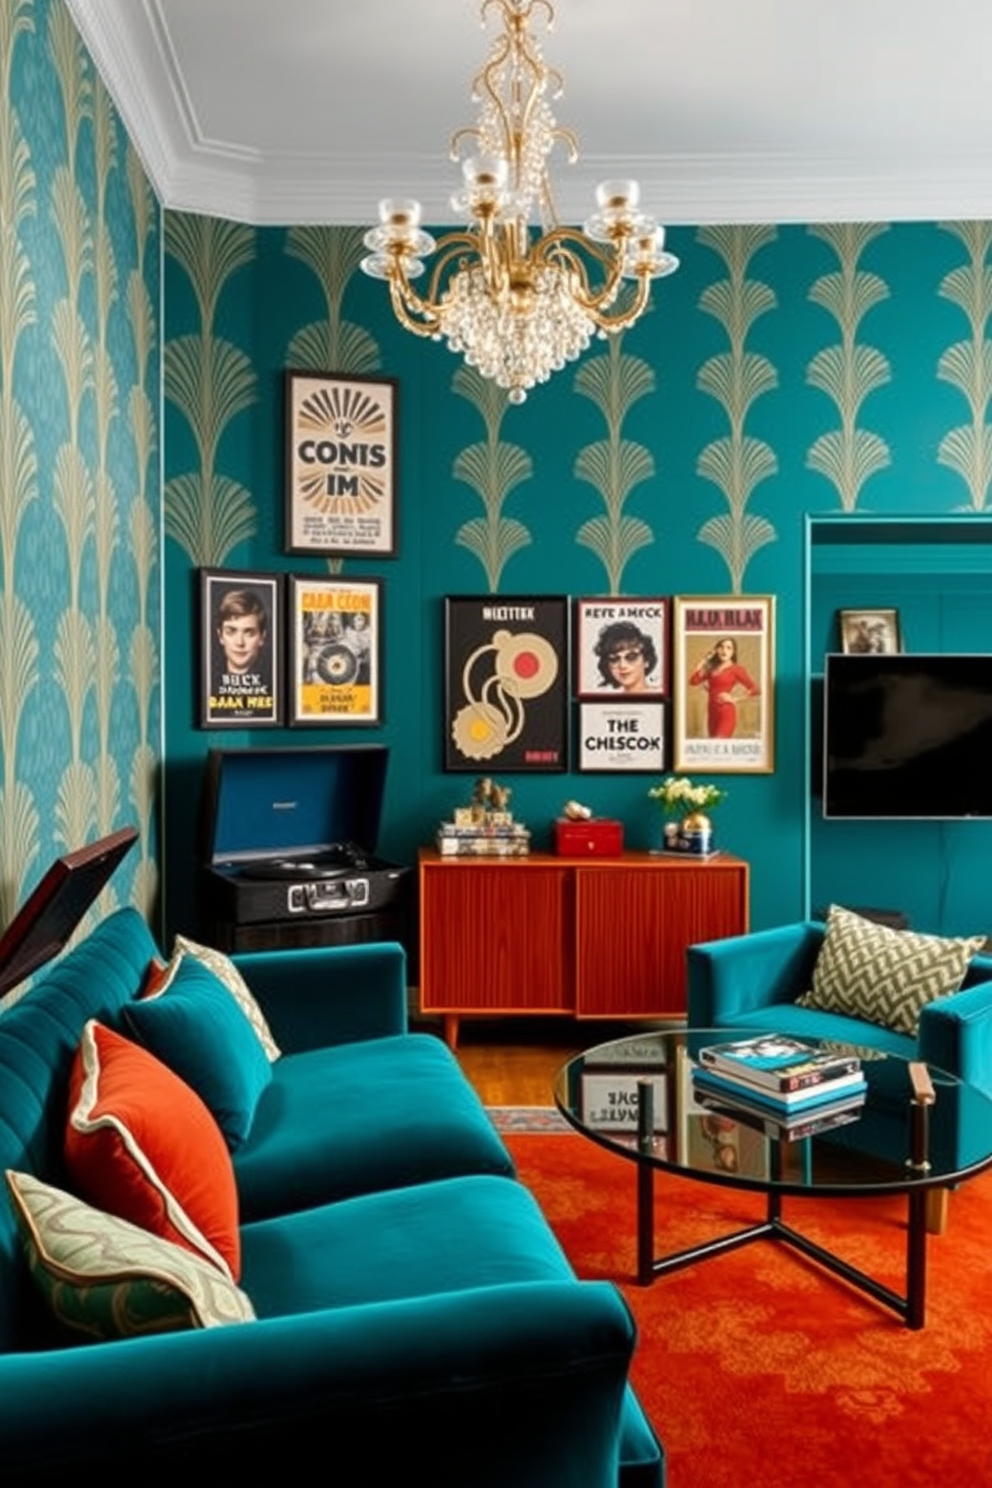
[686,919,992,1172]
[0,907,663,1487]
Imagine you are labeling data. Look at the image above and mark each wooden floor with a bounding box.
[412,1014,643,1106]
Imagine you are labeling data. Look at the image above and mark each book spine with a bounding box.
[776,1108,861,1141]
[436,836,530,857]
[437,823,529,838]
[701,1051,859,1093]
[692,1067,867,1114]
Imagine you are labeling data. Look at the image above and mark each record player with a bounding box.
[198,745,409,953]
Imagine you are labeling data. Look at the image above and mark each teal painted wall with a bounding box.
[162,216,992,947]
[0,0,161,970]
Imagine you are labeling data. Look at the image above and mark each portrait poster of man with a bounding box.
[199,569,282,728]
[575,597,667,699]
[673,595,775,773]
[444,595,569,771]
[289,576,381,726]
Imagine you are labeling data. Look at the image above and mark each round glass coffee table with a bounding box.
[554,1028,992,1329]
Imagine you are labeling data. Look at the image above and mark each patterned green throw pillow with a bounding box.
[158,935,281,1061]
[796,905,986,1036]
[5,1170,255,1340]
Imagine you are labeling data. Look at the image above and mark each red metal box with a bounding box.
[553,818,624,857]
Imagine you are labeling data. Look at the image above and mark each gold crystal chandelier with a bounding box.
[361,0,679,404]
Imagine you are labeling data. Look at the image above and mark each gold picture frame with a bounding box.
[672,595,775,773]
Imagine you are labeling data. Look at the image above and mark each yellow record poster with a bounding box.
[289,575,382,725]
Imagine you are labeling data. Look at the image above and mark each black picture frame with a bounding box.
[199,568,283,728]
[443,595,569,772]
[287,574,383,726]
[285,370,398,557]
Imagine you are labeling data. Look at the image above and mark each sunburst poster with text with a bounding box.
[285,371,398,556]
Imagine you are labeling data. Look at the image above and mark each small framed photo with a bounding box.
[199,569,283,728]
[575,597,667,698]
[288,574,382,726]
[285,370,398,557]
[672,595,775,773]
[839,608,902,655]
[578,701,665,772]
[444,595,569,771]
[580,1071,668,1134]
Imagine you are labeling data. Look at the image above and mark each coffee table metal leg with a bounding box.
[906,1187,927,1330]
[637,1161,655,1286]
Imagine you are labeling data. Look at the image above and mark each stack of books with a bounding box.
[691,1033,868,1141]
[436,821,531,857]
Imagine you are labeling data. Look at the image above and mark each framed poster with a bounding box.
[199,568,283,728]
[838,607,902,654]
[575,596,667,698]
[288,574,382,726]
[285,370,398,556]
[578,701,665,772]
[672,595,775,773]
[444,595,569,772]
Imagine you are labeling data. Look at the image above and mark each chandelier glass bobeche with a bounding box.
[361,0,679,404]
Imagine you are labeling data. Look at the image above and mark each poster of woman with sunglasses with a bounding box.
[575,597,668,699]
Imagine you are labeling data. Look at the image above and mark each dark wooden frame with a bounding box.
[574,596,668,699]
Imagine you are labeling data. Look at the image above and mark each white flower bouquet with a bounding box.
[647,776,728,817]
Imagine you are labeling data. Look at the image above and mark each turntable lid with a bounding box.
[201,746,388,863]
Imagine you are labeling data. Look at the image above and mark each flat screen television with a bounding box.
[822,653,992,820]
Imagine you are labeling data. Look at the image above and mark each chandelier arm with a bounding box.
[428,231,508,305]
[385,274,441,338]
[584,273,654,333]
[538,225,618,272]
[538,229,631,309]
[450,124,484,162]
[537,230,649,329]
[474,25,516,156]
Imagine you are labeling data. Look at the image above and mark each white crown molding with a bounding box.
[64,1,178,203]
[68,0,992,228]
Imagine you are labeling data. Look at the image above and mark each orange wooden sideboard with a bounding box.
[418,848,749,1048]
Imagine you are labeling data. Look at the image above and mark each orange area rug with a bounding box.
[505,1131,992,1488]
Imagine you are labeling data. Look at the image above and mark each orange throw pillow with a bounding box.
[64,1021,241,1281]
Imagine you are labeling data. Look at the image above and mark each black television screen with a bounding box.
[823,653,992,820]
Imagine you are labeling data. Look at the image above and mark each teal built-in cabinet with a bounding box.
[804,516,992,936]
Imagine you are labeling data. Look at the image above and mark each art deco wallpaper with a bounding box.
[0,0,160,963]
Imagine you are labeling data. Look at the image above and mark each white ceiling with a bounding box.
[67,0,992,227]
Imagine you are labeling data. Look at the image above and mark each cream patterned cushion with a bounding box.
[148,935,281,1061]
[5,1170,255,1341]
[796,904,986,1036]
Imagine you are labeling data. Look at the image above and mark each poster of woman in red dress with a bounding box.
[673,596,775,773]
[688,636,761,738]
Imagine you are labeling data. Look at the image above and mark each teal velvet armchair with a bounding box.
[686,920,992,1178]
